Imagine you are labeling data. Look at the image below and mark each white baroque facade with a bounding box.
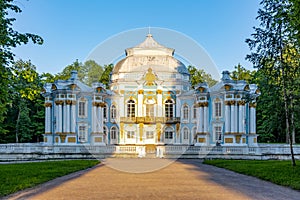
[43,34,260,146]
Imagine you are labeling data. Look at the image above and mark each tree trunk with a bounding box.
[16,108,20,143]
[282,68,296,166]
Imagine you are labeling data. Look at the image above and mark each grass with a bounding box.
[0,160,99,197]
[203,159,300,190]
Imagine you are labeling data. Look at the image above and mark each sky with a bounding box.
[12,0,260,79]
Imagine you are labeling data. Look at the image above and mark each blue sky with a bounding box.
[12,0,260,77]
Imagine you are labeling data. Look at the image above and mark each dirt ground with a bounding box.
[6,159,300,200]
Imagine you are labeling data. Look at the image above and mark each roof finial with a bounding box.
[147,26,152,37]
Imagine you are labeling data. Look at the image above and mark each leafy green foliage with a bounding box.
[187,65,217,87]
[99,64,114,88]
[204,160,300,190]
[0,0,43,135]
[246,0,300,166]
[230,63,255,83]
[0,160,99,197]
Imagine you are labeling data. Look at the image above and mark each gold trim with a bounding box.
[138,90,144,94]
[249,103,256,108]
[238,101,245,106]
[55,100,64,105]
[156,89,162,94]
[44,102,52,107]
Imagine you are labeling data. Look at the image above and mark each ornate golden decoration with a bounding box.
[138,90,144,94]
[199,87,205,93]
[224,85,231,91]
[144,68,156,86]
[156,89,162,94]
[238,101,245,106]
[236,135,241,143]
[139,123,144,141]
[55,100,64,105]
[156,123,161,142]
[44,102,52,107]
[249,102,257,108]
[120,122,124,139]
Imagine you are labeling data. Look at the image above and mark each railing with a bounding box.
[119,117,180,124]
[1,143,300,160]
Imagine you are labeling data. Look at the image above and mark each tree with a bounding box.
[99,64,114,88]
[0,0,43,134]
[2,60,44,143]
[246,0,299,166]
[187,65,217,88]
[230,64,255,83]
[55,60,104,86]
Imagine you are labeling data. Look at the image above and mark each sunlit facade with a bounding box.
[43,34,260,146]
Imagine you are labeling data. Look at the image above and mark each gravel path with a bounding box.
[6,159,300,200]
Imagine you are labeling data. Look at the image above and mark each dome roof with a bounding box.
[112,34,189,75]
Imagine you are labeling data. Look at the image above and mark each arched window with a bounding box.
[183,127,189,140]
[183,105,189,120]
[111,126,117,140]
[165,99,174,118]
[111,105,117,120]
[164,127,173,139]
[193,105,197,119]
[127,100,135,117]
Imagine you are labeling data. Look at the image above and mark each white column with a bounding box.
[63,103,67,133]
[45,106,49,133]
[176,98,180,118]
[66,104,70,133]
[225,102,230,133]
[55,104,59,133]
[92,105,97,133]
[199,106,204,133]
[47,106,52,133]
[70,103,76,133]
[253,107,256,134]
[138,90,143,117]
[196,106,201,133]
[203,105,208,133]
[98,106,103,133]
[157,90,162,117]
[230,102,235,134]
[250,104,256,134]
[58,104,63,133]
[238,102,245,134]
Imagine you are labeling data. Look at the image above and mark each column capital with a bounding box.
[238,100,245,106]
[44,102,52,107]
[249,102,257,108]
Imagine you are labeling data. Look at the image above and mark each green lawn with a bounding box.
[203,159,300,190]
[0,160,99,197]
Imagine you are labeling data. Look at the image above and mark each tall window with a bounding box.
[127,131,135,139]
[183,127,189,140]
[193,105,197,119]
[111,105,117,120]
[146,131,154,139]
[127,100,135,117]
[215,126,222,141]
[165,127,173,139]
[165,100,174,118]
[214,100,222,117]
[79,101,86,117]
[111,127,117,140]
[103,126,107,135]
[79,125,87,142]
[183,105,189,120]
[192,127,197,139]
[146,104,154,117]
[103,104,107,119]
